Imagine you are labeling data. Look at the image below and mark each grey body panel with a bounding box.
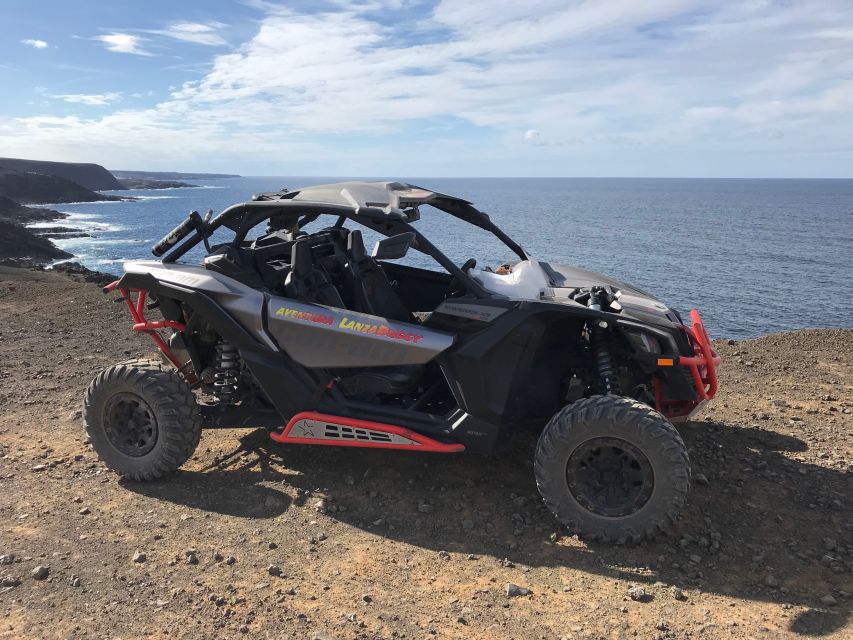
[123,260,277,350]
[539,262,679,328]
[434,301,509,322]
[540,262,657,299]
[267,297,454,368]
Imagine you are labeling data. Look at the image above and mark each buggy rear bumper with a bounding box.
[653,309,721,420]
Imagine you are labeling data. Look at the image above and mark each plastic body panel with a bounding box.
[266,297,454,368]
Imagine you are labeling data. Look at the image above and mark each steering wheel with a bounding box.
[445,258,476,298]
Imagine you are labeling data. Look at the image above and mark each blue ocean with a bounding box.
[32,177,853,339]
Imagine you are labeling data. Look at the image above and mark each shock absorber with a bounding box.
[587,288,621,395]
[213,340,240,404]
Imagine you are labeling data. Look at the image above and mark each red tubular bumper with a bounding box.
[653,309,721,420]
[105,280,195,382]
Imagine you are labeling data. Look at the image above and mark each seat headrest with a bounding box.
[289,239,313,276]
[347,230,367,262]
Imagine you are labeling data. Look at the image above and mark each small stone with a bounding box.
[0,576,21,588]
[31,464,47,472]
[314,499,327,512]
[225,556,237,565]
[505,583,531,597]
[318,532,327,541]
[694,473,710,486]
[78,507,91,515]
[361,594,372,603]
[69,410,82,421]
[0,554,14,565]
[438,550,450,559]
[30,565,49,580]
[627,585,647,601]
[132,550,146,563]
[71,496,83,503]
[185,553,199,565]
[764,575,779,588]
[70,575,81,587]
[213,551,224,562]
[690,554,702,564]
[267,542,278,550]
[267,564,282,577]
[671,586,686,601]
[820,594,837,606]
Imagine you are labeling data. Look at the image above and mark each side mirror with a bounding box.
[371,232,416,260]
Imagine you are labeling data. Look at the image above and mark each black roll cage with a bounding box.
[161,197,529,299]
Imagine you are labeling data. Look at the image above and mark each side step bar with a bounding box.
[270,411,465,453]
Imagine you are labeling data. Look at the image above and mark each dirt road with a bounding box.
[0,267,851,639]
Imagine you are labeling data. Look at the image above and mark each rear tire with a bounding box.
[534,395,689,543]
[83,359,201,481]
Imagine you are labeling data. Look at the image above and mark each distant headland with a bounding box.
[0,157,241,267]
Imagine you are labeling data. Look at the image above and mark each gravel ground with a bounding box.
[0,266,851,639]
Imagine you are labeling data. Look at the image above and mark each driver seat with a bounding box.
[345,230,412,322]
[284,238,345,307]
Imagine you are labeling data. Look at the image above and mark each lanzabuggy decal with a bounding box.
[338,316,423,343]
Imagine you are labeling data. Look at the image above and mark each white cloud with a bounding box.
[21,39,48,49]
[51,93,122,106]
[4,1,853,175]
[152,21,227,46]
[95,33,152,56]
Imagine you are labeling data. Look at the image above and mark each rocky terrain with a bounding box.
[0,197,72,267]
[0,267,850,639]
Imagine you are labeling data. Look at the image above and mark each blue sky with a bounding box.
[2,0,853,177]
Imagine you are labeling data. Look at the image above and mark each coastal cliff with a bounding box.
[0,157,123,191]
[0,166,124,204]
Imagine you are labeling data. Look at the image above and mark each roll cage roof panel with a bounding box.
[161,181,529,299]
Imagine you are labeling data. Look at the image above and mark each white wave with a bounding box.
[133,195,179,200]
[27,199,130,206]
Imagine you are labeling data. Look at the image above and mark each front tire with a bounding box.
[534,395,690,543]
[83,359,201,481]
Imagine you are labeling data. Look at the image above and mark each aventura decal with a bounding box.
[339,316,423,343]
[274,306,423,343]
[275,307,334,325]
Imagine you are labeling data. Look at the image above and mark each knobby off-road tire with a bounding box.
[83,358,201,481]
[534,395,690,544]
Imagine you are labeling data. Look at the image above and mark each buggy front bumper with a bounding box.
[653,309,721,421]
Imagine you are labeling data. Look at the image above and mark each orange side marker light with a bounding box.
[657,358,674,367]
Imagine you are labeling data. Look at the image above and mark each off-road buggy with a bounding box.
[85,181,720,543]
